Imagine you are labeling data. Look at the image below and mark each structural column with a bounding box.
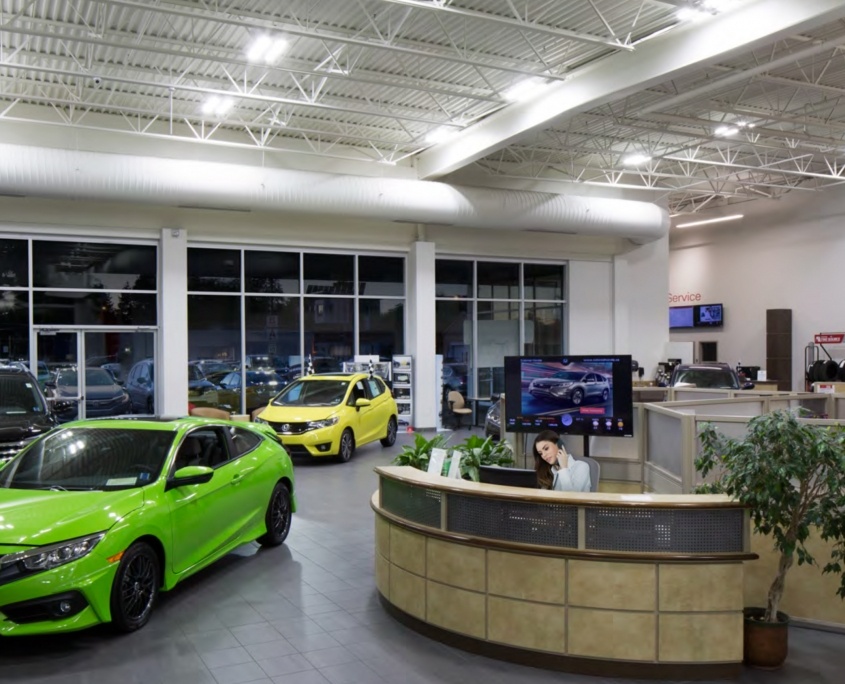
[158,227,189,416]
[407,241,436,429]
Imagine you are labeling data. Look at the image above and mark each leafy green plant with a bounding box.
[696,409,845,623]
[391,432,451,472]
[453,434,514,482]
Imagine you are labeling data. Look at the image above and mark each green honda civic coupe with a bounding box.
[0,416,295,636]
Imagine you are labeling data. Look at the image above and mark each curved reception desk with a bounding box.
[372,466,755,679]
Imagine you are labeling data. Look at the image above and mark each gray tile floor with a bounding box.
[2,428,844,683]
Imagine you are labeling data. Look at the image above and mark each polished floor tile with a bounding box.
[2,428,845,683]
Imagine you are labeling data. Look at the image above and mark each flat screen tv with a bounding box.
[669,303,723,329]
[503,355,634,437]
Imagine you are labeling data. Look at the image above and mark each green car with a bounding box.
[0,417,295,636]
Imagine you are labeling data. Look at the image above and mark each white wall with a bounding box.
[670,188,845,390]
[569,260,614,354]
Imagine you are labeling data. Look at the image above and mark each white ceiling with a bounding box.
[3,0,845,217]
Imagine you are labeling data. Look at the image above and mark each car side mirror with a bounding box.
[355,398,372,409]
[166,465,214,491]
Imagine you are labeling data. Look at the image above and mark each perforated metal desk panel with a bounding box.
[373,466,754,679]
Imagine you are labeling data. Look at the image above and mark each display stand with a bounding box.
[392,355,413,427]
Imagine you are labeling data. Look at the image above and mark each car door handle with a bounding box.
[231,472,244,486]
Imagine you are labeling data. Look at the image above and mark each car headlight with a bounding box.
[1,532,105,574]
[307,416,338,430]
[254,416,267,424]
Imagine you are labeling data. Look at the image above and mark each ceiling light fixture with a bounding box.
[675,213,743,228]
[623,154,652,166]
[201,96,234,117]
[246,35,289,64]
[503,77,547,102]
[714,125,739,137]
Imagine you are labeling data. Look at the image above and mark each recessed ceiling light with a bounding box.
[623,154,652,166]
[714,125,739,137]
[675,213,743,228]
[201,96,234,117]
[247,35,288,64]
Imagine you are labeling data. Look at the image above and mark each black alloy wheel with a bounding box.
[110,541,160,633]
[338,429,355,462]
[258,482,292,546]
[380,416,398,447]
[601,389,609,402]
[571,389,584,406]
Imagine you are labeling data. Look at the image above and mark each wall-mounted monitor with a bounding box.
[669,303,724,329]
[503,355,634,437]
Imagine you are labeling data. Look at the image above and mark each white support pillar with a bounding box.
[407,241,437,429]
[158,227,189,416]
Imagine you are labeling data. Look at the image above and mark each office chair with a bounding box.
[571,454,600,492]
[446,390,473,429]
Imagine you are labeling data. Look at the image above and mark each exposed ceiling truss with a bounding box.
[3,0,845,216]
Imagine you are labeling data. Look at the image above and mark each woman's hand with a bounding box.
[557,448,569,469]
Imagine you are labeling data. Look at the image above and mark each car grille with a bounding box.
[284,445,312,457]
[266,421,310,435]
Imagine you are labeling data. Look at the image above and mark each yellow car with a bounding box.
[254,372,398,462]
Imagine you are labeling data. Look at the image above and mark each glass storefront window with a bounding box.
[0,290,29,360]
[188,295,242,410]
[245,297,300,373]
[0,240,28,287]
[477,301,519,396]
[33,292,157,326]
[33,242,156,290]
[245,251,300,294]
[304,254,353,295]
[477,261,519,299]
[436,299,472,368]
[435,259,472,298]
[525,303,564,356]
[359,299,404,360]
[188,248,240,292]
[359,256,404,297]
[304,298,352,372]
[524,263,565,300]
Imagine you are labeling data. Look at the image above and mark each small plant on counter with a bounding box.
[454,434,514,482]
[391,432,451,472]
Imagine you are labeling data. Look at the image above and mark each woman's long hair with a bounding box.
[533,429,561,490]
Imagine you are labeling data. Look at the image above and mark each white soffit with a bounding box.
[416,0,845,179]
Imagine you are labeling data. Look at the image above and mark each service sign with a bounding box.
[815,333,845,344]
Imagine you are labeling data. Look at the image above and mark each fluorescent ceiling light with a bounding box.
[247,35,288,64]
[503,77,547,102]
[201,96,234,117]
[675,213,743,228]
[714,125,738,137]
[425,127,456,144]
[623,154,652,166]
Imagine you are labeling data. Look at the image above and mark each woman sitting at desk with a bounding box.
[533,430,591,492]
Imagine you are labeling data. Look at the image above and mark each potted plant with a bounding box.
[696,408,845,668]
[453,434,514,481]
[391,433,451,472]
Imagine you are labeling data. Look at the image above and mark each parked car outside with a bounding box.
[0,365,58,466]
[46,367,132,421]
[215,370,287,413]
[0,416,295,636]
[126,359,218,413]
[668,362,755,390]
[528,370,610,406]
[254,372,397,462]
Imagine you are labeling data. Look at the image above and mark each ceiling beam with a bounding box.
[416,0,845,179]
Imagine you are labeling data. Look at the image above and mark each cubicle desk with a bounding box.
[372,466,754,679]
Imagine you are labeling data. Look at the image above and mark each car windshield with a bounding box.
[272,379,349,407]
[0,427,176,491]
[56,368,115,387]
[673,369,739,389]
[550,372,583,381]
[0,375,47,415]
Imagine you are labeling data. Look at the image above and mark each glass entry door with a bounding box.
[37,329,157,420]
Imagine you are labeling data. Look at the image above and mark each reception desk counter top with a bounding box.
[372,466,755,679]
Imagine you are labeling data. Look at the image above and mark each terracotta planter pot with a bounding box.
[743,607,789,669]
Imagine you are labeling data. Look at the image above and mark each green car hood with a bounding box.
[0,488,146,546]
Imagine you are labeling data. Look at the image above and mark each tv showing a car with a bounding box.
[503,355,634,437]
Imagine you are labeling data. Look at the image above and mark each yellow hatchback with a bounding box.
[254,372,398,462]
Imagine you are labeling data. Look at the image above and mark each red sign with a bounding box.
[815,334,845,344]
[579,407,606,415]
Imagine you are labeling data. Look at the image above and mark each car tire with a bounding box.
[571,389,584,406]
[257,482,292,547]
[380,416,398,447]
[601,388,609,402]
[338,429,355,462]
[110,541,160,633]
